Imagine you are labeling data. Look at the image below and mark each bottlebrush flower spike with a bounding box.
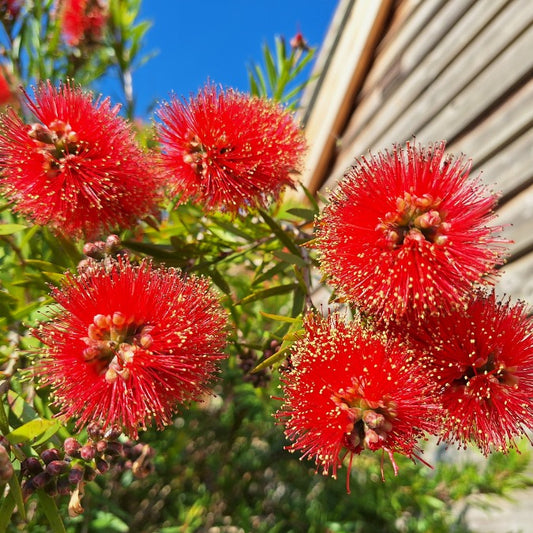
[0,69,13,107]
[0,81,162,239]
[155,84,306,214]
[58,0,108,47]
[417,290,533,455]
[33,258,228,438]
[276,312,439,492]
[315,142,508,324]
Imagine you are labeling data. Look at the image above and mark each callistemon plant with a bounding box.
[155,84,306,214]
[0,81,162,239]
[33,257,228,438]
[315,141,508,324]
[275,312,440,492]
[1,3,533,526]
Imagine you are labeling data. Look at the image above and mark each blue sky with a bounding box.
[130,1,337,116]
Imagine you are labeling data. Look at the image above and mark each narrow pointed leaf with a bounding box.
[273,250,308,268]
[263,42,278,92]
[252,261,289,286]
[0,491,17,533]
[37,490,66,533]
[259,311,299,323]
[7,474,26,521]
[0,224,27,235]
[286,208,317,221]
[260,210,301,256]
[238,283,299,305]
[252,345,291,373]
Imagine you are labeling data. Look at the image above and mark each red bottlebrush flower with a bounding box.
[276,312,439,491]
[0,70,13,107]
[315,142,508,324]
[417,290,533,455]
[58,0,108,47]
[155,84,306,214]
[0,81,162,239]
[33,258,228,438]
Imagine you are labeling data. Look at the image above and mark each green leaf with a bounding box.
[32,420,61,447]
[207,267,231,296]
[41,271,66,285]
[252,345,290,373]
[7,474,26,522]
[0,490,17,533]
[291,288,306,317]
[263,41,278,93]
[274,35,287,72]
[0,224,27,235]
[286,208,317,221]
[91,511,129,532]
[210,219,253,241]
[12,297,54,321]
[238,283,299,306]
[291,46,316,76]
[6,391,38,423]
[259,210,301,256]
[0,291,18,304]
[37,490,66,533]
[6,419,58,444]
[259,311,299,323]
[123,240,177,259]
[24,260,64,272]
[252,63,267,97]
[300,183,320,214]
[248,71,260,97]
[272,250,308,268]
[251,261,289,287]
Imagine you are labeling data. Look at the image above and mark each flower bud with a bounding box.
[31,471,51,489]
[83,241,105,259]
[44,478,58,497]
[22,479,36,500]
[290,32,309,50]
[68,465,84,485]
[40,448,61,464]
[95,457,109,474]
[63,437,81,457]
[57,475,71,496]
[103,426,122,441]
[105,441,123,457]
[95,439,107,453]
[21,456,43,476]
[105,234,121,253]
[46,460,69,476]
[87,421,103,440]
[28,123,55,144]
[80,444,96,461]
[83,466,96,481]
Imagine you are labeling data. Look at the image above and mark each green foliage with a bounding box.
[0,0,153,116]
[248,35,316,108]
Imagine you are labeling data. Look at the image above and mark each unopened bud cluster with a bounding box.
[20,422,155,501]
[78,234,129,273]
